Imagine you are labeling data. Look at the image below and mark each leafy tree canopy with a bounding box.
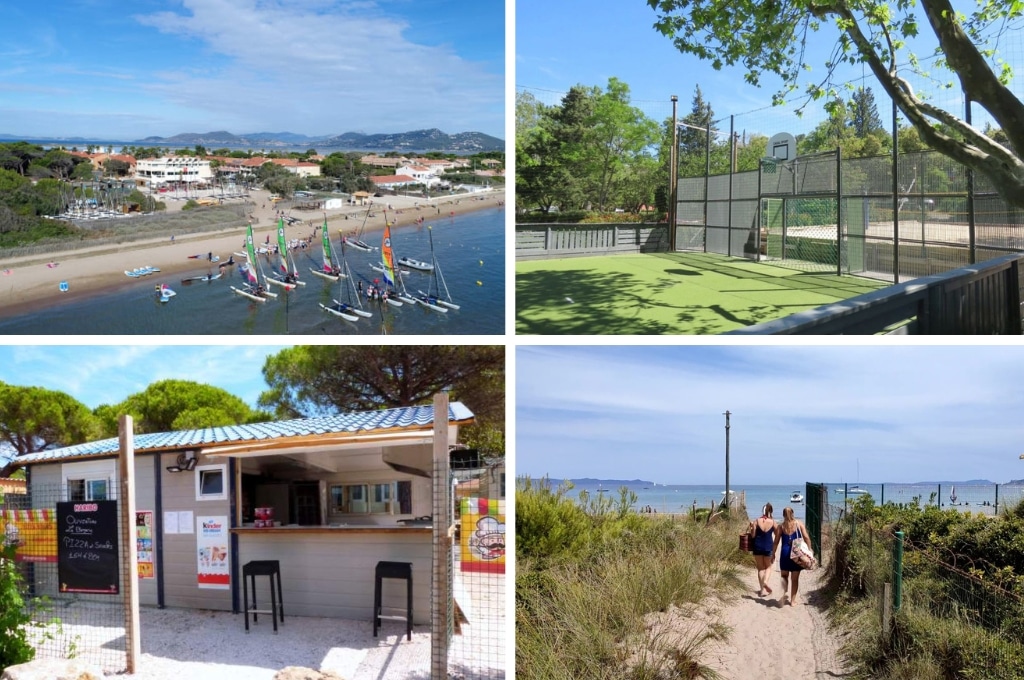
[647,0,1024,208]
[258,346,505,455]
[95,379,267,437]
[0,381,100,477]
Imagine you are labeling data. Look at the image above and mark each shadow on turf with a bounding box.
[515,267,793,335]
[516,267,685,334]
[515,252,886,335]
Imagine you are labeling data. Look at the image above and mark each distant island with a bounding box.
[1008,479,1024,485]
[912,479,995,485]
[0,127,504,153]
[569,478,655,486]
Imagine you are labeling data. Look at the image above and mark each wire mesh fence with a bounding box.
[446,460,506,679]
[811,481,1024,677]
[1,483,128,675]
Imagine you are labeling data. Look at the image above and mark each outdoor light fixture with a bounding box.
[166,452,198,473]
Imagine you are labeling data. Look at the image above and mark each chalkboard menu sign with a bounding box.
[57,500,120,594]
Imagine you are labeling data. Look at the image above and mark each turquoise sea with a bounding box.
[0,207,505,335]
[566,481,1024,521]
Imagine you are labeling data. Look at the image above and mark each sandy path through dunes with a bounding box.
[701,562,853,680]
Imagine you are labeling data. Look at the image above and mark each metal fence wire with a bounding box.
[1,483,128,675]
[813,487,1024,677]
[446,460,506,679]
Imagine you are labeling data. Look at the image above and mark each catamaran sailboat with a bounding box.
[341,204,375,252]
[230,224,278,303]
[309,216,345,282]
[267,218,304,289]
[378,223,417,306]
[416,225,460,310]
[320,241,372,322]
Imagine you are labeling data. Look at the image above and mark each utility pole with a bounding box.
[724,410,731,512]
[669,95,679,251]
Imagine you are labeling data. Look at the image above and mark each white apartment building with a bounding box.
[136,157,214,186]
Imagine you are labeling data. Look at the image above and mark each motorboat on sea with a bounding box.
[790,492,804,503]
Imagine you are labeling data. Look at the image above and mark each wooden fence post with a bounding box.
[118,415,140,674]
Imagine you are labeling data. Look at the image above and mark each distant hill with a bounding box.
[1008,479,1024,485]
[133,127,504,153]
[913,479,994,485]
[569,478,655,487]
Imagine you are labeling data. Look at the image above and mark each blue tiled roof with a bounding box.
[16,402,474,465]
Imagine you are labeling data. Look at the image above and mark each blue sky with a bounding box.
[0,344,286,411]
[515,0,1011,138]
[516,345,1024,486]
[0,0,504,140]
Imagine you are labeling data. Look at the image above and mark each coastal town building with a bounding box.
[395,164,443,187]
[68,151,138,177]
[136,157,213,187]
[267,158,321,177]
[370,174,420,189]
[360,155,409,168]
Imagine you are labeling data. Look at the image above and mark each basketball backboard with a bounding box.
[767,132,796,161]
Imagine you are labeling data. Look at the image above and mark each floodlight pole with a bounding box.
[724,410,731,512]
[670,95,679,251]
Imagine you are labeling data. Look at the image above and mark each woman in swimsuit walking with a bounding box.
[773,506,813,606]
[748,503,776,597]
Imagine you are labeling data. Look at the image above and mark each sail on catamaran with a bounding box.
[230,224,278,303]
[380,220,415,305]
[267,217,304,289]
[309,215,345,282]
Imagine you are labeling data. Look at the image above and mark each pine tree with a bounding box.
[849,87,883,138]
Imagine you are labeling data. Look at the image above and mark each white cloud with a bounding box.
[132,0,503,136]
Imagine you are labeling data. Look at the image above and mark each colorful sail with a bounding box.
[321,226,334,273]
[244,224,259,286]
[276,218,289,276]
[381,223,397,288]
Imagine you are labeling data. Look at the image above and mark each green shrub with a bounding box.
[0,544,36,671]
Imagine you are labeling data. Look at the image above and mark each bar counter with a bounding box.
[233,523,432,622]
[232,524,431,535]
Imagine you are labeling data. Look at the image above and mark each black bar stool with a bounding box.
[243,560,284,633]
[373,561,412,641]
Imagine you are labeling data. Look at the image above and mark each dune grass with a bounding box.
[516,478,747,679]
[822,499,1024,679]
[516,252,886,334]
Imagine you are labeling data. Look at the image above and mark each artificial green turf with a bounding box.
[516,252,888,334]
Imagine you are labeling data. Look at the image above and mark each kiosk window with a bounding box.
[195,465,228,501]
[67,478,109,501]
[331,482,408,515]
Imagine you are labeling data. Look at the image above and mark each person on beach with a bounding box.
[773,506,813,606]
[748,503,776,597]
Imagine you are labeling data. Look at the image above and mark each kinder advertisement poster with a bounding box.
[196,515,229,589]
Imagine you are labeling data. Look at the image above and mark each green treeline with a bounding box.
[828,495,1024,679]
[516,477,745,679]
[516,80,1011,218]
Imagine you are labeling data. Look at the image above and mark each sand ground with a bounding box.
[643,560,851,680]
[0,187,505,317]
[702,562,852,680]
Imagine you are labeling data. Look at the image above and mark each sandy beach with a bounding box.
[0,187,505,317]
